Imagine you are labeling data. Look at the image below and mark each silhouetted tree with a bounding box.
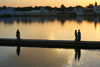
[44,6,52,11]
[76,5,83,9]
[54,7,57,12]
[68,6,73,11]
[0,6,6,9]
[61,4,66,9]
[60,4,66,12]
[86,4,94,8]
[34,6,41,10]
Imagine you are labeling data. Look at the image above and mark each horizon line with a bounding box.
[0,4,98,8]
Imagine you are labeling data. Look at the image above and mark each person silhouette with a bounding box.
[16,29,20,40]
[75,30,78,41]
[78,29,81,42]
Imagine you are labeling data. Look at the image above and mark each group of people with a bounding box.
[16,29,81,41]
[75,29,81,42]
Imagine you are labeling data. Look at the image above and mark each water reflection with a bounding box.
[1,46,100,67]
[1,16,100,41]
[16,46,21,57]
[9,47,72,67]
[16,46,81,62]
[0,17,14,25]
[0,16,100,27]
[74,48,81,61]
[76,16,83,22]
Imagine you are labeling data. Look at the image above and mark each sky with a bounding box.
[0,0,100,7]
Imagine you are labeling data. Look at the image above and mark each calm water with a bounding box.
[0,16,100,67]
[0,16,100,41]
[0,46,100,67]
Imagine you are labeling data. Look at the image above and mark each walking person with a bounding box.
[78,29,81,42]
[75,30,78,41]
[16,29,20,40]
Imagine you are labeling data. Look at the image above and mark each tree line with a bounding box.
[0,4,94,11]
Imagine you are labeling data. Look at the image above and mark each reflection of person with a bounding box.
[75,49,81,61]
[78,29,81,42]
[75,30,78,41]
[16,46,20,57]
[16,29,20,40]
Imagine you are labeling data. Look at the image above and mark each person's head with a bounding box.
[75,30,77,32]
[78,29,80,32]
[17,29,19,31]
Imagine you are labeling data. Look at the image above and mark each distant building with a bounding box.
[1,2,100,16]
[83,8,96,15]
[73,8,83,15]
[93,2,100,15]
[0,6,14,16]
[74,2,100,16]
[40,7,49,13]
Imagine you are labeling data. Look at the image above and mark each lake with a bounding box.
[0,16,100,67]
[0,16,100,41]
[0,46,100,67]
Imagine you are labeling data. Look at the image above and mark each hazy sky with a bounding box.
[0,0,100,7]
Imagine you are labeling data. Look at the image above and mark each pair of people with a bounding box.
[75,29,81,42]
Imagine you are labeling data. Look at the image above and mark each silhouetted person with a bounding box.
[16,46,20,57]
[78,29,81,42]
[75,48,81,61]
[16,29,20,40]
[75,30,78,41]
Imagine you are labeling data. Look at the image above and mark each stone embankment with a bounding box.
[0,38,100,49]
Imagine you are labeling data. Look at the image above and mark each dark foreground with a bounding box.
[0,38,100,49]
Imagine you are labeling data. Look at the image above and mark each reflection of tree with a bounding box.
[57,17,67,25]
[29,20,32,23]
[1,16,100,26]
[84,16,95,22]
[93,17,100,29]
[61,18,66,25]
[76,16,83,23]
[94,20,97,29]
[74,48,81,61]
[16,20,20,23]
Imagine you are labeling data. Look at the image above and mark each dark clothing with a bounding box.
[78,32,81,42]
[16,30,20,40]
[75,31,78,41]
[75,32,77,40]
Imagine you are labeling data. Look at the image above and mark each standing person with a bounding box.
[16,29,20,40]
[78,29,81,42]
[75,30,78,41]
